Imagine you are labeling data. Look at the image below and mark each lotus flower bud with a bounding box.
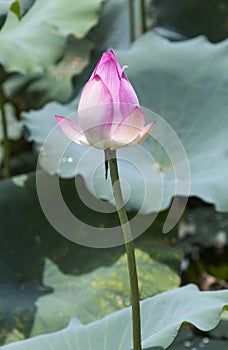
[56,50,155,149]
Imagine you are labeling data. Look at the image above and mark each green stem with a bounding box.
[0,87,10,178]
[129,0,135,42]
[106,149,142,350]
[140,0,147,33]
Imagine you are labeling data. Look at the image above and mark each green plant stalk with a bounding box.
[0,87,10,178]
[107,149,142,350]
[129,0,135,42]
[140,0,147,33]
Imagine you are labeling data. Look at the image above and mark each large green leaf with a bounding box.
[31,252,180,336]
[3,37,90,107]
[24,33,228,214]
[2,0,128,109]
[116,33,228,212]
[1,285,227,349]
[0,0,104,73]
[0,171,181,343]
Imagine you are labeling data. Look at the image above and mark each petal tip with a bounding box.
[55,115,65,123]
[109,49,115,56]
[133,106,142,113]
[145,120,156,132]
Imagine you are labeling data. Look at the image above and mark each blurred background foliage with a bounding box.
[151,0,228,42]
[0,0,228,348]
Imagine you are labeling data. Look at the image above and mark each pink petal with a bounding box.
[119,72,139,117]
[78,75,113,111]
[78,76,114,146]
[119,72,139,105]
[95,50,122,79]
[87,53,109,80]
[111,106,145,144]
[93,51,122,102]
[133,121,156,145]
[55,116,89,146]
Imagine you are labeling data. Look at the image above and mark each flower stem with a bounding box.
[106,149,142,350]
[140,0,147,33]
[0,87,10,178]
[129,0,135,42]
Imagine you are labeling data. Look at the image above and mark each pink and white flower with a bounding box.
[56,50,155,149]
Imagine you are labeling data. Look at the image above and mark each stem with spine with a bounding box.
[129,0,135,42]
[0,87,10,178]
[140,0,147,33]
[106,149,142,350]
